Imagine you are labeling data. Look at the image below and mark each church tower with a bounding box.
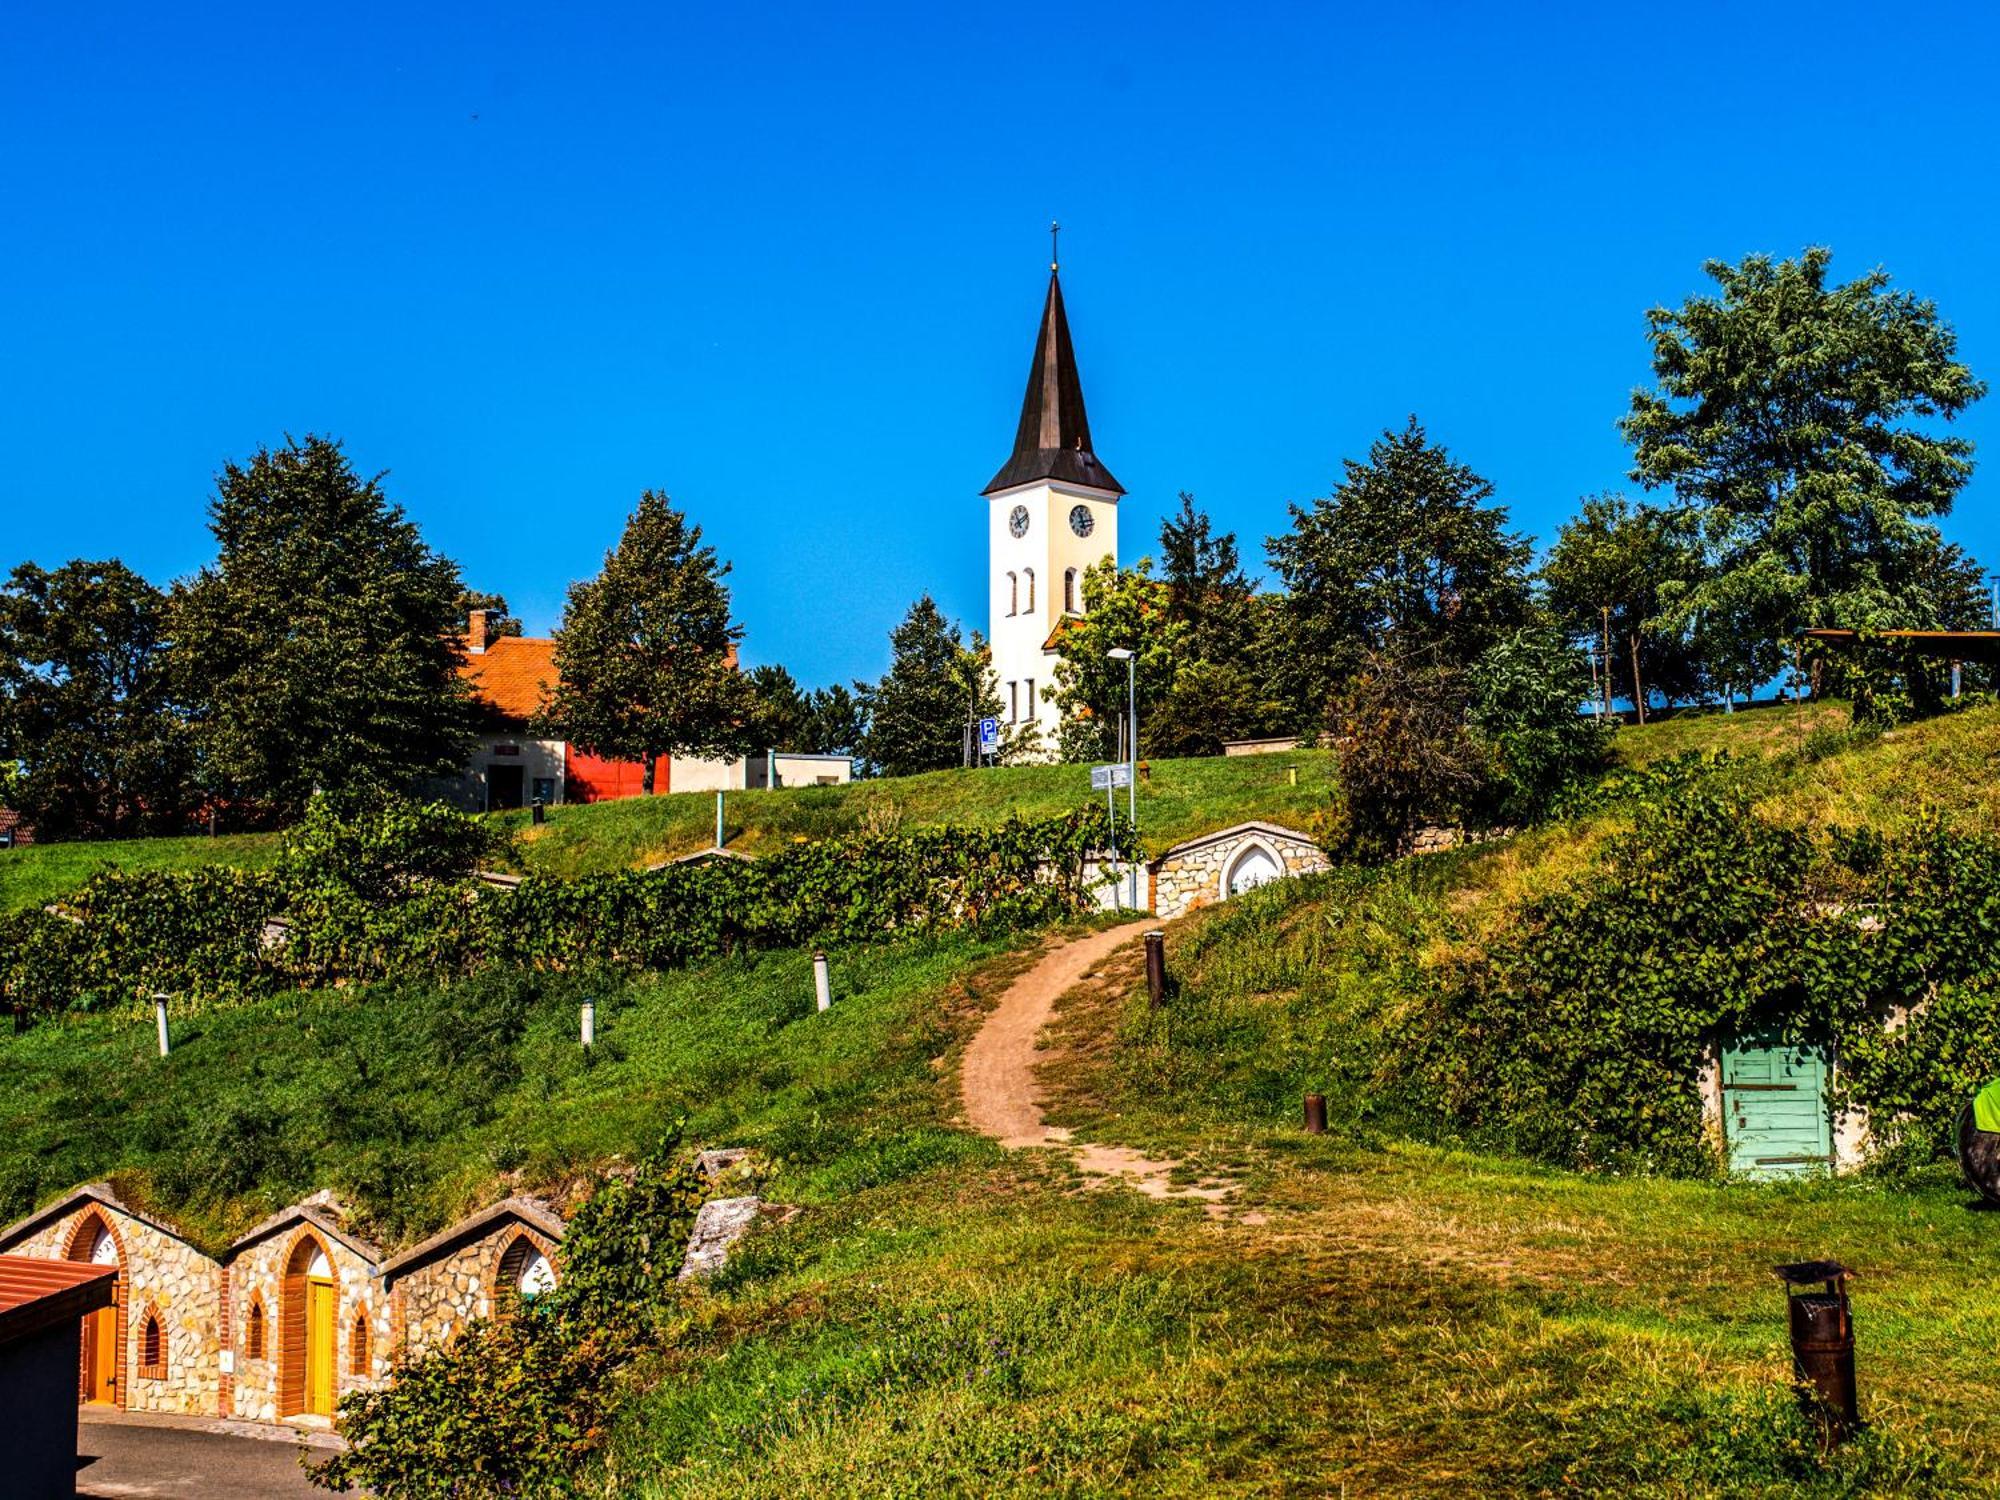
[983,246,1121,754]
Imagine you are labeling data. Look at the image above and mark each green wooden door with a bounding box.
[1721,1036,1833,1179]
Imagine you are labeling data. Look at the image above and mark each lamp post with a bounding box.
[1108,647,1138,907]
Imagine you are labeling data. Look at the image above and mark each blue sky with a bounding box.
[4,2,1998,687]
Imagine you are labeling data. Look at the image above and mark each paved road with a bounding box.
[77,1410,332,1499]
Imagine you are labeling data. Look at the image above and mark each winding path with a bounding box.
[961,920,1241,1214]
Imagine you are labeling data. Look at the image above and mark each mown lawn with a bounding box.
[493,748,1340,877]
[0,829,279,914]
[0,750,1339,912]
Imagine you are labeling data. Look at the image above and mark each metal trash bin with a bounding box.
[1773,1259,1859,1446]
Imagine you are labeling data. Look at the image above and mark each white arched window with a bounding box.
[1023,568,1035,612]
[1064,567,1079,614]
[1006,571,1017,617]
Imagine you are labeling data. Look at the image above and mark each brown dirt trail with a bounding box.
[961,920,1243,1214]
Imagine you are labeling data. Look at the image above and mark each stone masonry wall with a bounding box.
[11,1205,223,1416]
[228,1228,391,1423]
[395,1223,559,1357]
[1151,827,1329,921]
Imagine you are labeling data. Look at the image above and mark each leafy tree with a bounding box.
[1623,248,1987,679]
[856,596,994,777]
[1468,627,1610,824]
[1541,494,1709,712]
[1158,492,1256,665]
[1047,559,1188,763]
[171,436,472,825]
[1144,658,1285,760]
[1268,417,1534,730]
[1323,649,1485,862]
[454,589,522,640]
[743,664,812,751]
[803,682,867,755]
[535,492,754,794]
[0,560,191,840]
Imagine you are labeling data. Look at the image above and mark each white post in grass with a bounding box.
[813,952,832,1013]
[714,790,725,849]
[580,1000,595,1048]
[153,994,171,1057]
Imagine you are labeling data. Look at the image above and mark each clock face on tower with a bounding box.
[1069,505,1095,538]
[1009,505,1030,538]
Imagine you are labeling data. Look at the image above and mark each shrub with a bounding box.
[1402,785,2000,1172]
[311,1137,707,1498]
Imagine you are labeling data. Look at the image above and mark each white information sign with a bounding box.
[1090,763,1133,792]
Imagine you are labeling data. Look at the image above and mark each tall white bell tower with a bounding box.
[983,237,1121,754]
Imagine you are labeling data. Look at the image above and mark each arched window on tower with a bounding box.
[1006,572,1017,617]
[1023,568,1035,612]
[1064,567,1079,614]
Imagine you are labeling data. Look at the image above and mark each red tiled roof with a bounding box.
[458,635,559,725]
[0,1253,115,1347]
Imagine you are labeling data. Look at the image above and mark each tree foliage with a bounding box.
[536,492,754,794]
[454,590,522,640]
[171,436,473,824]
[1623,248,1987,686]
[857,596,992,777]
[311,1137,708,1498]
[0,560,191,839]
[1268,417,1534,730]
[1540,495,1710,710]
[1405,785,2000,1174]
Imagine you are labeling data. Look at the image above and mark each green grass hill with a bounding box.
[8,700,2000,1492]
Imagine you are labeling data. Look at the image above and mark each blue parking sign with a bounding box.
[978,717,999,751]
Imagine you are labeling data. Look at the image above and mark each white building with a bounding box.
[984,257,1121,754]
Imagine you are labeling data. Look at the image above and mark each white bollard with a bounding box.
[581,1000,595,1048]
[813,952,832,1013]
[153,994,171,1057]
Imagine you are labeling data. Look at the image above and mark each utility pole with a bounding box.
[1628,633,1646,726]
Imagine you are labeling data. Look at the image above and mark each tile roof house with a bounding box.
[451,610,747,810]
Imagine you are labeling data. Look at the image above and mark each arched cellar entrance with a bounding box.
[66,1212,124,1406]
[1223,841,1283,898]
[281,1234,339,1417]
[495,1233,557,1312]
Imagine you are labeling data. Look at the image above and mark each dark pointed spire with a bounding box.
[982,267,1124,496]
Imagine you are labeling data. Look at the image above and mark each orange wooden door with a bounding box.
[305,1278,336,1415]
[83,1304,118,1404]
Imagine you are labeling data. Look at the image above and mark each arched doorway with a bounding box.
[1224,842,1283,897]
[67,1214,123,1406]
[495,1235,557,1312]
[281,1235,339,1418]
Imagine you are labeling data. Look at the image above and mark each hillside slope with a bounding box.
[5,704,1998,1491]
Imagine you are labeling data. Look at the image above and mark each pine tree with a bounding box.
[857,596,991,777]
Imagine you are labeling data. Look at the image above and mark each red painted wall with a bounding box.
[564,748,671,803]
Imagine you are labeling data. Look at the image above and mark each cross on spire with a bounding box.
[1050,220,1060,272]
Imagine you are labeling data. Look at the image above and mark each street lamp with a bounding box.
[1107,647,1138,907]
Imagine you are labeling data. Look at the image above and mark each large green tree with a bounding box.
[1158,492,1255,666]
[1540,494,1709,713]
[1267,417,1535,729]
[1047,559,1188,763]
[856,596,993,777]
[535,492,754,794]
[1622,248,1987,681]
[0,560,192,839]
[172,436,473,824]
